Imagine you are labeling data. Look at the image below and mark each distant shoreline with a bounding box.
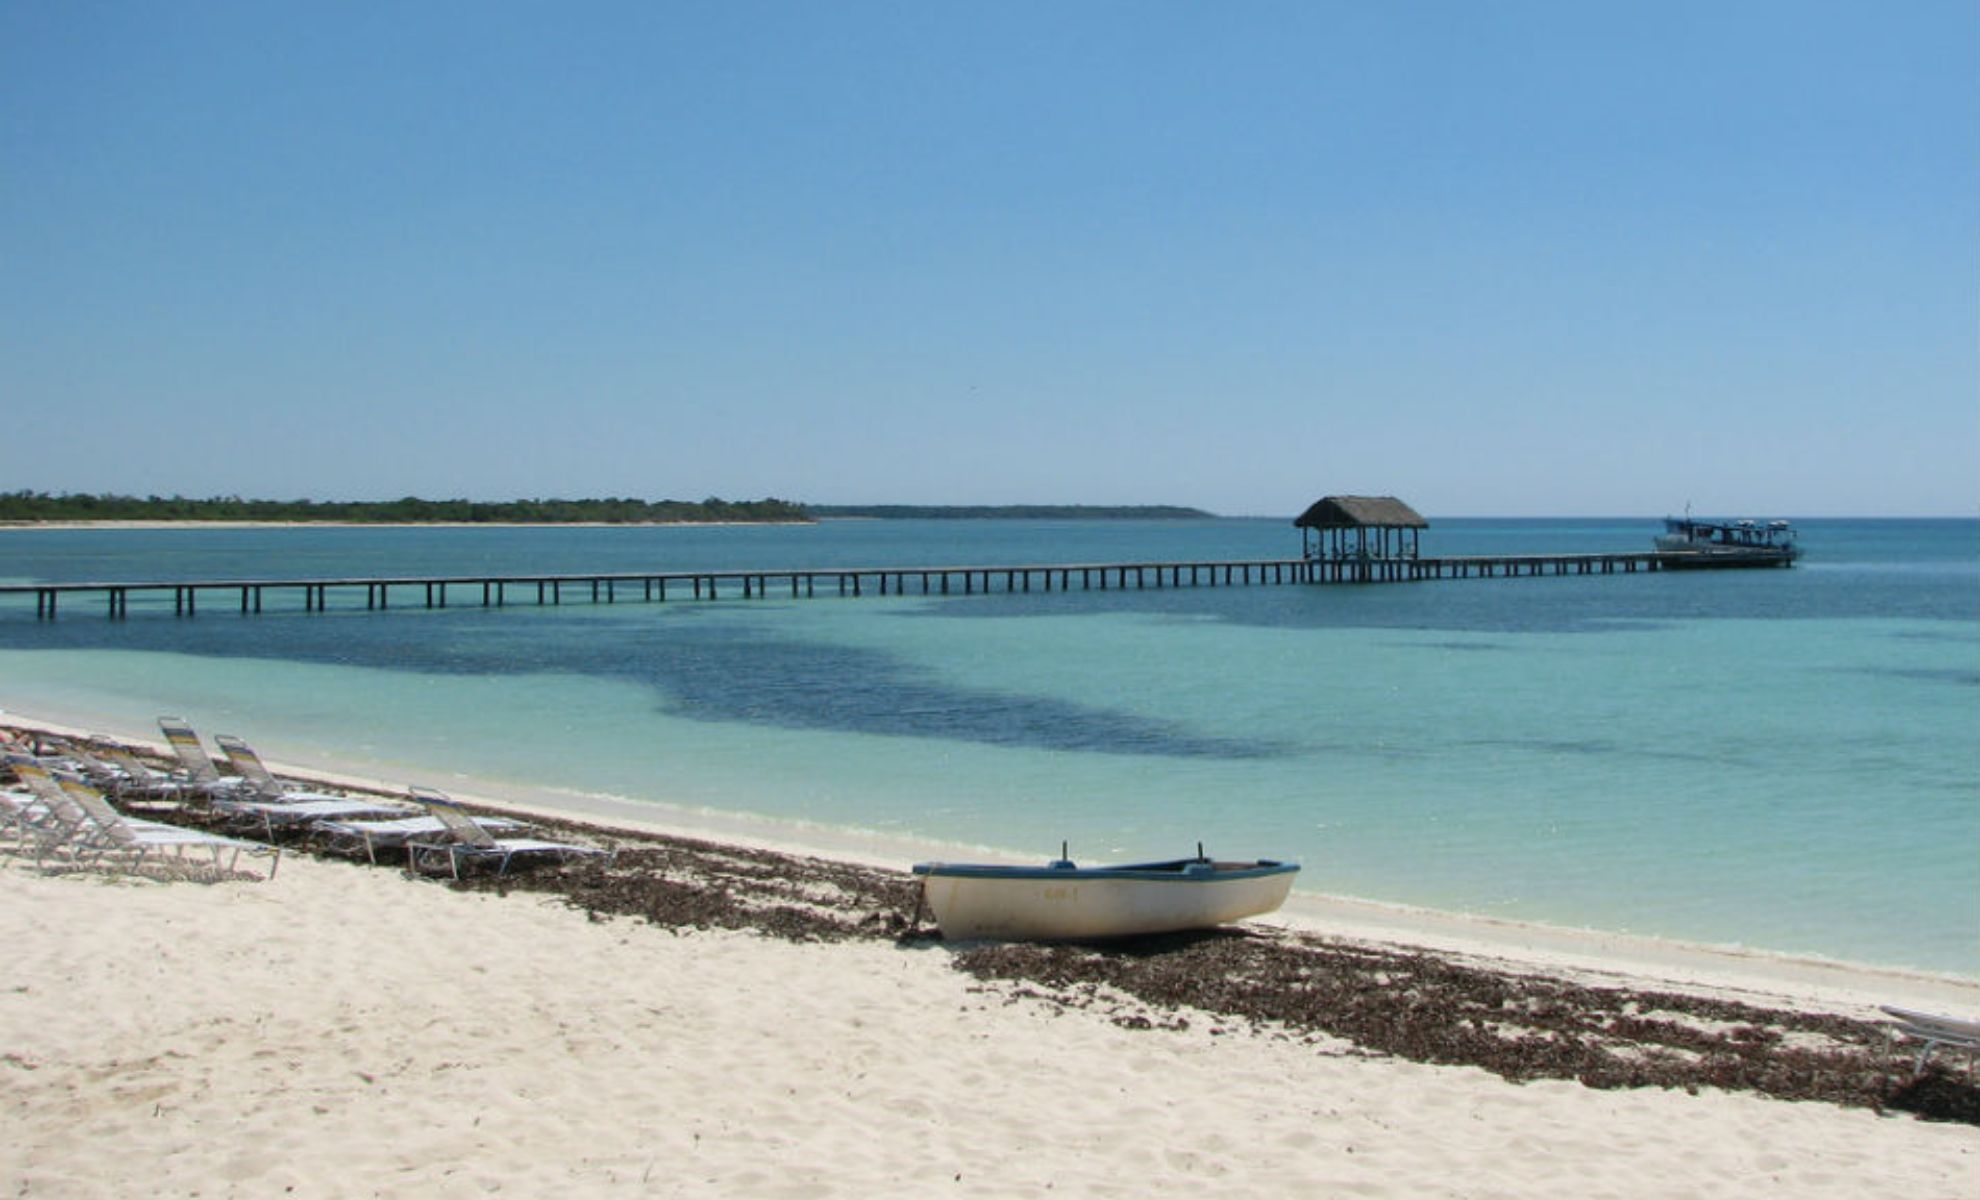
[0,519,818,530]
[0,493,814,526]
[0,506,1225,529]
[808,504,1216,520]
[0,499,1222,526]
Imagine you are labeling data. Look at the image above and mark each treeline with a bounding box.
[0,492,1218,524]
[0,491,813,525]
[808,504,1215,520]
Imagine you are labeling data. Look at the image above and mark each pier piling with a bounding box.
[5,546,1793,622]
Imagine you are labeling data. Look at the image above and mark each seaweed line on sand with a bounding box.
[375,808,1977,1126]
[19,730,1976,1129]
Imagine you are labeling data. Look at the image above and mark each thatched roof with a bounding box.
[1292,496,1428,529]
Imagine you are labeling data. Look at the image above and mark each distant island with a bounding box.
[1,492,1217,525]
[0,491,812,525]
[807,504,1214,520]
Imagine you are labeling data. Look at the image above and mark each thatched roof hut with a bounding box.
[1292,496,1428,530]
[1293,496,1428,561]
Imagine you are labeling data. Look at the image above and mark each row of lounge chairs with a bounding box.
[10,724,1969,1082]
[3,751,279,876]
[2,718,612,881]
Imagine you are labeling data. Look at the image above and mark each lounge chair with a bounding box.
[157,717,253,799]
[316,810,524,864]
[1882,1006,1980,1077]
[212,734,348,802]
[224,794,423,840]
[4,754,268,872]
[56,776,280,877]
[3,794,76,861]
[0,783,76,855]
[4,754,198,864]
[8,750,107,826]
[88,743,193,803]
[48,739,131,793]
[404,789,611,879]
[45,739,182,806]
[198,734,415,836]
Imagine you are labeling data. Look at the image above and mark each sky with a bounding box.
[2,1,1974,516]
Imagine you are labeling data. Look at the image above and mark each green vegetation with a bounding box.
[807,504,1215,520]
[0,493,1218,524]
[0,491,813,525]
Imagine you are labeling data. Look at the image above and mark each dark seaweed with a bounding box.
[30,736,1975,1126]
[440,809,1980,1125]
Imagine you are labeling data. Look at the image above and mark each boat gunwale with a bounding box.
[911,858,1299,883]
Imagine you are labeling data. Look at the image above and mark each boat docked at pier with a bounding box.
[911,848,1299,942]
[1655,516,1800,568]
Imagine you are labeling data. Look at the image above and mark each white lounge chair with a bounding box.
[1882,1006,1980,1077]
[212,734,347,802]
[226,794,424,840]
[5,754,208,865]
[0,784,75,856]
[4,754,91,853]
[49,740,132,793]
[8,751,117,830]
[158,717,254,799]
[405,789,611,879]
[89,743,193,803]
[23,737,87,774]
[46,739,182,807]
[57,776,280,877]
[200,735,415,836]
[316,810,525,864]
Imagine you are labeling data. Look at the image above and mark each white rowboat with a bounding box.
[911,851,1299,942]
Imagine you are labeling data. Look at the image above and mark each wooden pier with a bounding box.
[0,549,1767,620]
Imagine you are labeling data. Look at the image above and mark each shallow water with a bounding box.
[1,517,1974,974]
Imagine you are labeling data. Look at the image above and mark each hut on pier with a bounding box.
[1294,495,1428,562]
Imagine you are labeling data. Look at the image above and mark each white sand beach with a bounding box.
[3,716,1976,1198]
[4,854,1975,1199]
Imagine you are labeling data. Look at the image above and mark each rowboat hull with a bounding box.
[911,857,1299,942]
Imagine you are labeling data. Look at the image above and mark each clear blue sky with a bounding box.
[3,1,1973,516]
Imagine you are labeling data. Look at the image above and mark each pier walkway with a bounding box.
[0,548,1780,620]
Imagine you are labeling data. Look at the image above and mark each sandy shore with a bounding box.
[3,717,1977,1196]
[4,857,1974,1198]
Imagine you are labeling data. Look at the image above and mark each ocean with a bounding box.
[1,517,1974,976]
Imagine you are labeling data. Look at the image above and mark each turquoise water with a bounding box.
[1,518,1974,975]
